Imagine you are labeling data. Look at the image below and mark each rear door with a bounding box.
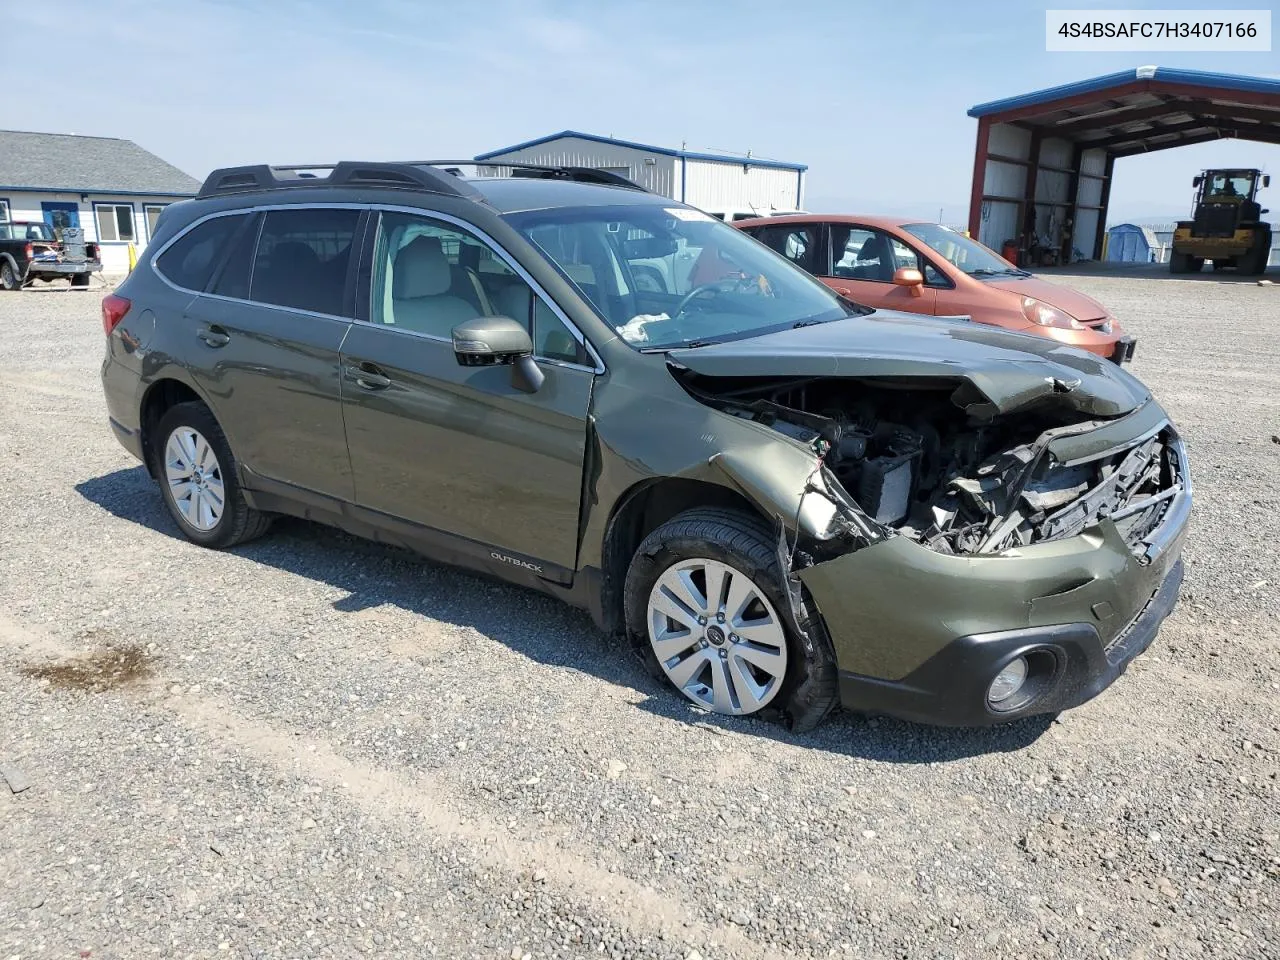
[177,206,363,501]
[339,209,595,577]
[822,224,937,314]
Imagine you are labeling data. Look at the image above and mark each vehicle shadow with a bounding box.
[76,466,1054,763]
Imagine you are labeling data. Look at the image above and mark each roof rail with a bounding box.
[408,161,651,193]
[196,161,484,200]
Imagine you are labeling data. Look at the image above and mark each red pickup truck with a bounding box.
[0,221,102,290]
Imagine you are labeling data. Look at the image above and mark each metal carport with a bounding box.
[966,67,1280,265]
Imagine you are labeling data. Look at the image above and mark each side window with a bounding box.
[250,208,360,315]
[155,214,248,291]
[830,226,901,283]
[210,214,262,300]
[922,261,948,286]
[372,212,588,364]
[755,224,820,274]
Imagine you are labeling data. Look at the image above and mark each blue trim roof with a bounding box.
[968,67,1280,119]
[474,130,807,172]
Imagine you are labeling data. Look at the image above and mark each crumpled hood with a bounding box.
[668,312,1150,418]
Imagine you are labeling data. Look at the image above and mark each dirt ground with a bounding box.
[1,274,1277,959]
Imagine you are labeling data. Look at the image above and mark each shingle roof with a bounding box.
[0,130,199,196]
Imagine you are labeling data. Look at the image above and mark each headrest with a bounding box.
[393,235,451,299]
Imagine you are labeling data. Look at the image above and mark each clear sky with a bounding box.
[8,0,1277,225]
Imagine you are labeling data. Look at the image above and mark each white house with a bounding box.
[0,130,199,276]
[473,131,807,220]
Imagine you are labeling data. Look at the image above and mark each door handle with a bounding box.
[197,325,230,348]
[345,362,391,391]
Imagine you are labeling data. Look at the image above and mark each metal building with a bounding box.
[473,131,807,220]
[965,67,1280,265]
[1105,223,1160,263]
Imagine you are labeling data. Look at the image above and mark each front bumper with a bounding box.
[1112,335,1136,364]
[834,558,1182,726]
[797,417,1191,727]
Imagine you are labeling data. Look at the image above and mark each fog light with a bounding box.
[988,657,1029,705]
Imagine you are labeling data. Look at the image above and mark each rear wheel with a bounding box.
[624,508,839,732]
[0,261,17,290]
[1169,251,1192,274]
[153,402,271,548]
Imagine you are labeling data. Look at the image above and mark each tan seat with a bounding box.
[391,236,479,337]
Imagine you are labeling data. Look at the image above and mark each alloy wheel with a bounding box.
[647,558,788,716]
[164,427,225,532]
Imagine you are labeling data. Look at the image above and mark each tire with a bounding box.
[1248,229,1272,275]
[624,507,839,732]
[0,260,17,291]
[70,273,90,288]
[1190,257,1205,272]
[1169,251,1192,274]
[152,401,271,549]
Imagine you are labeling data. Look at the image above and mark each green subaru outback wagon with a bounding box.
[100,161,1190,730]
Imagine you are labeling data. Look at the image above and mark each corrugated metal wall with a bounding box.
[476,137,677,197]
[681,160,803,214]
[475,136,804,213]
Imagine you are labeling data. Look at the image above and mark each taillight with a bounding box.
[101,294,131,335]
[24,242,32,260]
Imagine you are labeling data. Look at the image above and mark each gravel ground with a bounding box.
[1,275,1277,960]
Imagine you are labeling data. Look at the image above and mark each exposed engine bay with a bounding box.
[678,372,1185,557]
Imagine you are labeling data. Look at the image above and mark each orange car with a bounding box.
[735,214,1134,363]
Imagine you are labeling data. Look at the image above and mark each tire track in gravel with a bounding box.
[0,612,799,960]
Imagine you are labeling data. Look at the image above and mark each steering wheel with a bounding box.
[672,278,751,318]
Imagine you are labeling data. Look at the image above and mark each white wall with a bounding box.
[477,137,678,197]
[681,159,803,215]
[0,190,190,275]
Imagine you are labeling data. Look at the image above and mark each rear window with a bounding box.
[156,214,248,291]
[250,208,360,316]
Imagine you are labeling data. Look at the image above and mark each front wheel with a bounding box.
[153,402,271,548]
[624,508,839,731]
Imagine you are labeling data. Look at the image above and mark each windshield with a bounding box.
[0,223,54,241]
[1206,172,1254,199]
[506,204,859,350]
[901,222,1023,277]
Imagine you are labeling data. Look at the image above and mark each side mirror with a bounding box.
[1264,175,1272,188]
[1192,176,1202,187]
[892,267,925,297]
[451,316,544,393]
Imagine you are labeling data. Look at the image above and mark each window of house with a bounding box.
[250,207,360,316]
[94,203,136,243]
[144,204,168,241]
[372,211,588,364]
[156,213,249,291]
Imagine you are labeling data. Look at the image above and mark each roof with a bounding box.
[469,176,671,214]
[0,130,200,196]
[967,67,1280,157]
[475,130,807,172]
[732,213,935,230]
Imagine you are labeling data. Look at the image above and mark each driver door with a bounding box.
[340,210,597,579]
[823,225,937,314]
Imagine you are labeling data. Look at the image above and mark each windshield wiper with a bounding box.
[970,267,1030,278]
[792,317,830,329]
[640,338,723,352]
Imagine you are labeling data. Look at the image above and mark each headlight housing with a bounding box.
[1021,296,1083,330]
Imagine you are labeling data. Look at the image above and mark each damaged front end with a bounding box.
[681,364,1191,725]
[680,368,1189,563]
